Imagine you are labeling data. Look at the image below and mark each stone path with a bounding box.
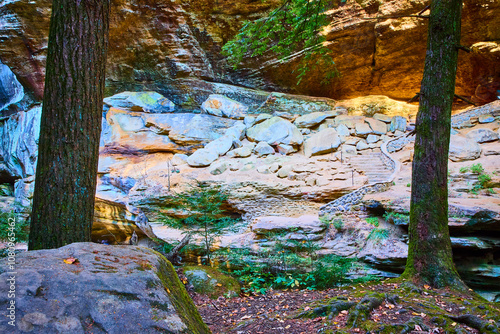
[347,152,394,184]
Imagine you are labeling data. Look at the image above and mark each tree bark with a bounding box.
[402,0,466,289]
[28,0,110,250]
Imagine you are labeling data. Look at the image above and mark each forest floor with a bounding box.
[190,279,500,334]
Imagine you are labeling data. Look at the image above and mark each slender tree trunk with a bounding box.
[402,0,467,289]
[28,0,110,250]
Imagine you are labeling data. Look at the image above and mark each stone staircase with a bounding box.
[347,152,394,184]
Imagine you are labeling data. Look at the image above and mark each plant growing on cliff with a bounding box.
[159,184,239,265]
[222,0,338,85]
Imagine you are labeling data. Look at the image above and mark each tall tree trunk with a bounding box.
[402,0,467,289]
[28,0,110,250]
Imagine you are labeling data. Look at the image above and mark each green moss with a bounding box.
[183,265,241,299]
[152,250,211,334]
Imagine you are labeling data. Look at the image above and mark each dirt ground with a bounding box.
[190,280,500,334]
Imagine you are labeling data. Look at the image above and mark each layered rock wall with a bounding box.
[1,0,498,106]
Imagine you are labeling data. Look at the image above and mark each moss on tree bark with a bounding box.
[402,0,467,290]
[29,0,110,250]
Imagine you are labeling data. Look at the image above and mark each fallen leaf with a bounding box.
[424,284,430,289]
[63,257,79,264]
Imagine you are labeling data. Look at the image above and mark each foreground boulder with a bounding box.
[0,243,210,334]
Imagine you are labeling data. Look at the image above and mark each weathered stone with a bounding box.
[389,116,407,132]
[334,115,365,129]
[269,162,281,173]
[277,165,293,178]
[449,135,482,161]
[92,198,154,244]
[365,118,387,135]
[244,116,256,128]
[252,215,326,235]
[103,91,175,113]
[0,243,210,334]
[366,134,379,144]
[106,109,236,152]
[355,122,373,137]
[373,113,392,123]
[478,114,495,123]
[256,165,271,174]
[171,153,188,166]
[356,140,370,151]
[187,148,219,167]
[254,141,275,156]
[303,128,341,157]
[300,128,311,135]
[466,128,499,143]
[209,160,228,175]
[0,60,24,111]
[255,92,336,115]
[227,145,252,158]
[336,124,350,137]
[247,116,303,146]
[204,135,234,156]
[224,122,246,142]
[0,107,41,182]
[276,144,297,155]
[294,112,331,128]
[255,113,272,124]
[183,265,240,299]
[201,94,248,119]
[342,144,357,156]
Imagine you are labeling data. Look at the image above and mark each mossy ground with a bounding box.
[192,278,500,333]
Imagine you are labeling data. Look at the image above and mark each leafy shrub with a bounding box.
[159,184,240,265]
[383,212,409,226]
[367,228,390,243]
[222,0,338,85]
[365,217,379,227]
[0,211,29,242]
[333,218,344,231]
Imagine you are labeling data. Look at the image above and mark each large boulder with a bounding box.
[389,116,407,133]
[103,91,175,113]
[246,116,303,146]
[449,134,482,161]
[293,112,332,128]
[364,118,387,135]
[0,243,210,334]
[466,128,499,143]
[201,94,248,119]
[187,148,219,167]
[105,108,236,153]
[303,128,342,157]
[0,107,41,182]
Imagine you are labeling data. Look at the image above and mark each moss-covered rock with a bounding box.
[183,265,240,299]
[0,242,211,334]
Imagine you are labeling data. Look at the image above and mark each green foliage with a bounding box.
[460,163,493,192]
[383,212,409,226]
[333,218,344,231]
[217,227,370,295]
[159,184,240,265]
[365,217,379,227]
[0,211,29,243]
[367,228,389,243]
[222,0,338,85]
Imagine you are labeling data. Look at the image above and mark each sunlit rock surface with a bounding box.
[0,242,210,334]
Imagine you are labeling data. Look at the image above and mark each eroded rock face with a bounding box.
[0,106,41,182]
[0,243,210,334]
[3,0,497,103]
